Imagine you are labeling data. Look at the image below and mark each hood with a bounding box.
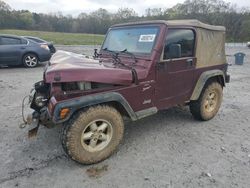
[45,50,147,85]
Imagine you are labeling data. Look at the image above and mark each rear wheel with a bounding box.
[61,105,124,164]
[23,53,38,68]
[189,81,223,121]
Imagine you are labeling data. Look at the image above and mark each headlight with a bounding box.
[40,44,50,51]
[34,92,48,107]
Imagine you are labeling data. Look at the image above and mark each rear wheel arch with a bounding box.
[191,70,225,101]
[215,75,225,87]
[189,81,223,121]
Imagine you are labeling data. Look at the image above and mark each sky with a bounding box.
[4,0,250,16]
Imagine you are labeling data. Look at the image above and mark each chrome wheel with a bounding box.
[24,54,38,67]
[81,119,113,152]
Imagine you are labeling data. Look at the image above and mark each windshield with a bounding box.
[102,26,159,54]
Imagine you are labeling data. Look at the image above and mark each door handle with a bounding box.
[20,47,26,49]
[186,59,193,66]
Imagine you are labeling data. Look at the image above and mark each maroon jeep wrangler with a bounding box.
[25,20,230,164]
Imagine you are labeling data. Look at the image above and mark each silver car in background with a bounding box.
[23,36,56,54]
[0,34,52,68]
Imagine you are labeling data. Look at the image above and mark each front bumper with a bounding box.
[33,107,54,128]
[24,107,54,138]
[39,53,52,62]
[22,81,54,137]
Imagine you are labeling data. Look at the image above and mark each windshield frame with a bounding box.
[100,25,160,57]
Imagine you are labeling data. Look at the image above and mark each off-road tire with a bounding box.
[189,81,223,121]
[22,53,38,68]
[61,105,124,164]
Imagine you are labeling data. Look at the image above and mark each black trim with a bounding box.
[135,107,158,119]
[53,92,137,123]
[225,74,230,83]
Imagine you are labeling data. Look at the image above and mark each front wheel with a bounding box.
[189,81,223,121]
[61,105,124,164]
[23,53,38,68]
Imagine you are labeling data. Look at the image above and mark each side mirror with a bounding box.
[169,44,181,59]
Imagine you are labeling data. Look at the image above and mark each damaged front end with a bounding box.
[21,80,52,138]
[20,50,147,137]
[21,80,122,138]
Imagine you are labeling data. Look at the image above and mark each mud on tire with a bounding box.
[189,81,223,121]
[61,105,124,164]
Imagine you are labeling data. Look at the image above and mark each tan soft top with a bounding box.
[112,19,226,68]
[112,19,225,31]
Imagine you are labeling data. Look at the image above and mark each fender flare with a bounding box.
[190,69,225,101]
[52,92,137,123]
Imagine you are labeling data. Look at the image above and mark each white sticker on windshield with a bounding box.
[139,34,156,42]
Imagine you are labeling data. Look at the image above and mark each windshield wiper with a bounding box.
[103,48,139,84]
[118,49,139,85]
[103,48,131,68]
[102,48,120,64]
[119,49,138,65]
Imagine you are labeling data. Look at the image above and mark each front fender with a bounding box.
[52,92,137,124]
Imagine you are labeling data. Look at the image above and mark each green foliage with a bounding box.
[0,29,105,45]
[0,0,10,11]
[0,0,250,42]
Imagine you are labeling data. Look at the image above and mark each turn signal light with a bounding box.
[60,108,70,119]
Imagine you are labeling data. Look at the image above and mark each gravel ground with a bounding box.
[0,46,250,188]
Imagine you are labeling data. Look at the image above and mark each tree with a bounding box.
[0,0,250,41]
[114,8,138,20]
[0,0,11,11]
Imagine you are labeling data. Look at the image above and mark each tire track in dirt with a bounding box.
[0,154,67,184]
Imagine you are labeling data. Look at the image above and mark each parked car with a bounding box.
[23,36,56,53]
[25,20,230,164]
[0,35,51,68]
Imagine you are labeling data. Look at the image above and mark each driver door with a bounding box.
[155,28,196,109]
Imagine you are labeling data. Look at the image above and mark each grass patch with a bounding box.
[0,29,105,45]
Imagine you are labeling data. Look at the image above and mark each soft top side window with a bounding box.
[163,28,195,59]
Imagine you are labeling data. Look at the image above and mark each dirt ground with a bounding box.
[0,45,250,188]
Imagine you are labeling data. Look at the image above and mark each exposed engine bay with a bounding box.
[30,81,50,111]
[61,82,115,91]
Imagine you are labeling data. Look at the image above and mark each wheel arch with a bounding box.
[190,70,225,101]
[22,51,40,62]
[72,101,132,121]
[53,92,137,124]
